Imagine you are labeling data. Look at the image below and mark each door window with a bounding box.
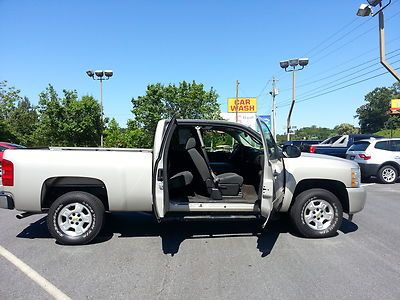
[348,141,370,151]
[258,119,278,159]
[375,141,391,151]
[390,140,400,152]
[202,130,236,153]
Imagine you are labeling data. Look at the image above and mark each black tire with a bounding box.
[377,165,398,184]
[290,188,343,238]
[47,191,105,245]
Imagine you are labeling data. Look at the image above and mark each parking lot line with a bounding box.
[360,183,376,187]
[0,245,71,300]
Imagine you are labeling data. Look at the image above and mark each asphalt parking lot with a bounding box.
[1,182,400,300]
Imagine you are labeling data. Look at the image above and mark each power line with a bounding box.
[303,18,359,57]
[299,61,400,100]
[277,6,400,87]
[279,39,400,93]
[276,50,400,103]
[277,66,400,108]
[309,18,373,60]
[312,8,400,65]
[255,80,271,98]
[262,2,400,105]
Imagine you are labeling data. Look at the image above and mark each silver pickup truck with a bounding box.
[0,118,366,245]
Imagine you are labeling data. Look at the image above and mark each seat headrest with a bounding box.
[185,137,196,150]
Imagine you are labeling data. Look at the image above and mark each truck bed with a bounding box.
[3,148,154,212]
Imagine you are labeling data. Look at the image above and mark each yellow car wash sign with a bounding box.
[390,99,400,113]
[228,97,257,113]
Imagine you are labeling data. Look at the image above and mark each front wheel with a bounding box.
[290,189,343,238]
[47,191,105,245]
[378,165,398,184]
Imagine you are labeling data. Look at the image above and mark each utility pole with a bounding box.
[270,77,278,141]
[235,80,240,122]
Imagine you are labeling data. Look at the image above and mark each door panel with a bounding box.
[256,118,285,220]
[153,117,177,219]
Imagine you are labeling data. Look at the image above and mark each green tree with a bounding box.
[0,120,15,142]
[355,82,400,133]
[63,94,103,146]
[131,80,221,147]
[0,80,22,120]
[104,118,126,147]
[0,80,23,142]
[333,123,359,135]
[292,125,334,140]
[34,85,102,146]
[9,97,38,145]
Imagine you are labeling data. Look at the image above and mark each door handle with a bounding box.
[157,169,163,181]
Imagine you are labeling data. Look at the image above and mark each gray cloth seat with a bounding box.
[217,172,243,184]
[169,171,193,190]
[185,137,243,198]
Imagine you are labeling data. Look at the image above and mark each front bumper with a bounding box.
[0,192,14,209]
[346,187,366,214]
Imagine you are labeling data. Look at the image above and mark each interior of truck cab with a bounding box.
[165,124,264,205]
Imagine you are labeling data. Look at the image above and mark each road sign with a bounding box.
[227,97,257,113]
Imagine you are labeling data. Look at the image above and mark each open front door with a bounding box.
[153,117,177,220]
[256,117,285,221]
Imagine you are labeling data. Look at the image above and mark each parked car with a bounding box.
[309,134,382,158]
[283,140,323,152]
[0,118,365,245]
[0,142,26,162]
[0,143,25,182]
[346,138,400,184]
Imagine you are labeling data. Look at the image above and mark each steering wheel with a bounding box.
[229,143,240,161]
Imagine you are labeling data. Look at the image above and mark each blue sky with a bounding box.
[1,0,399,133]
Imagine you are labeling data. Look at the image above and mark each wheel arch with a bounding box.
[290,179,349,213]
[41,176,109,211]
[378,161,400,173]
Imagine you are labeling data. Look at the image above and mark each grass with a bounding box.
[374,128,400,138]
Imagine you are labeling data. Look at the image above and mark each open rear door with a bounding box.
[256,117,275,221]
[153,117,177,220]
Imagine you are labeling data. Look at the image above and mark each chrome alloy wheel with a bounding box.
[303,199,334,231]
[57,202,93,237]
[382,167,396,183]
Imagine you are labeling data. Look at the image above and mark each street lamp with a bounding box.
[86,69,113,147]
[279,57,309,141]
[356,0,400,81]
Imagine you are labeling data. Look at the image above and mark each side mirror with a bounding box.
[282,145,301,158]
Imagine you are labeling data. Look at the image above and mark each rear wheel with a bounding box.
[47,191,105,245]
[290,189,343,238]
[378,165,398,184]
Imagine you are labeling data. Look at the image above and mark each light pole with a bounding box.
[356,0,400,81]
[279,58,309,141]
[86,69,113,147]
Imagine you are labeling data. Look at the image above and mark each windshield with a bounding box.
[236,131,262,149]
[320,136,341,144]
